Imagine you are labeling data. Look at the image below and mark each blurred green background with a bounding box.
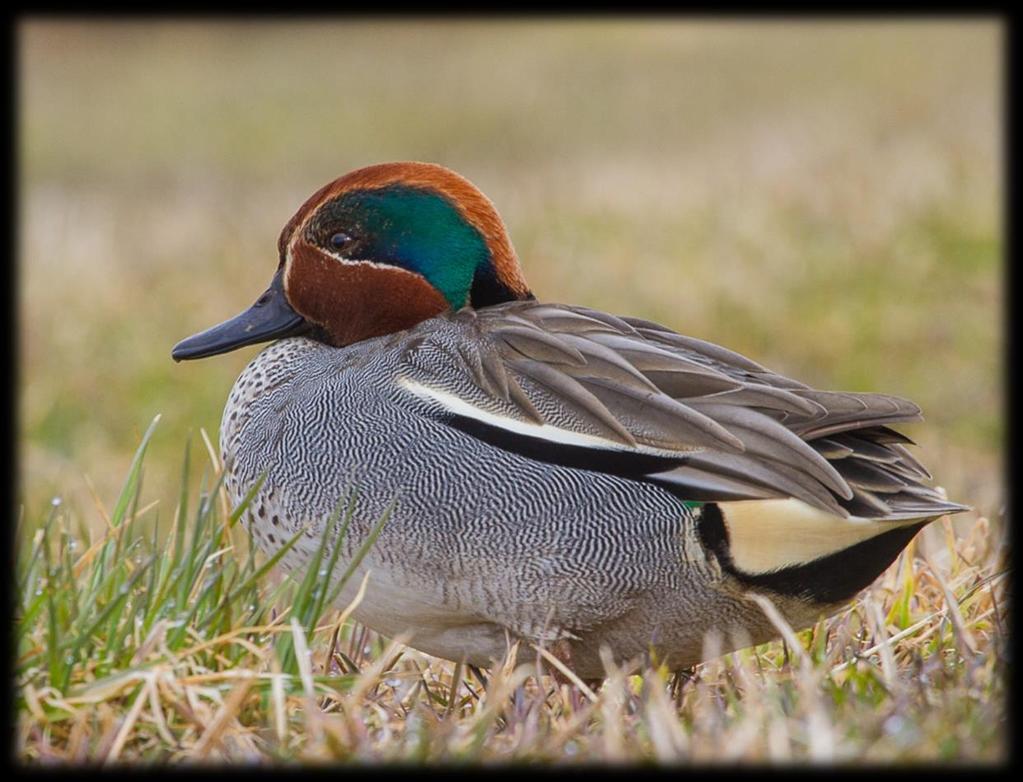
[18,19,1002,529]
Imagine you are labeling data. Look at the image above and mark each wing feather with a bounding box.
[397,301,964,521]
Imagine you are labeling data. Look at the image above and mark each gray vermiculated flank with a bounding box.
[219,300,962,676]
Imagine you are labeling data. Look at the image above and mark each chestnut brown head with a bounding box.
[172,161,532,361]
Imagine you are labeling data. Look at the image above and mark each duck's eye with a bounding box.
[329,232,353,249]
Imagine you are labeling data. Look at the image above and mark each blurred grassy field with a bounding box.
[19,20,1002,521]
[16,18,1004,765]
[19,20,1002,524]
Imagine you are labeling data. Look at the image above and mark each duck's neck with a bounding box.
[469,260,536,308]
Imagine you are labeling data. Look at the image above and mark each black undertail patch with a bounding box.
[697,503,925,604]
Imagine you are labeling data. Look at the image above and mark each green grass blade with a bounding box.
[197,522,308,631]
[109,415,162,530]
[310,492,357,630]
[323,497,394,609]
[228,472,267,528]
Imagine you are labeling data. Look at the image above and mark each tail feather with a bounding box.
[809,426,968,521]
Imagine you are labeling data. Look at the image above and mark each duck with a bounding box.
[172,161,967,678]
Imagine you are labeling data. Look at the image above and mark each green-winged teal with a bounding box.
[173,161,966,677]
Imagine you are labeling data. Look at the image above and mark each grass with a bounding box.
[17,19,1005,765]
[15,421,1008,763]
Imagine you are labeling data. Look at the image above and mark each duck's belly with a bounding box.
[218,338,806,675]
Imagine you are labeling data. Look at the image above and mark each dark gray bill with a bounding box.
[172,269,308,361]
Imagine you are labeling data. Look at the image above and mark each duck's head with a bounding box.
[172,161,532,361]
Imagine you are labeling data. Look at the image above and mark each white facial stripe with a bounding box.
[321,251,421,277]
[283,242,294,294]
[285,191,336,278]
[718,498,921,575]
[399,378,683,456]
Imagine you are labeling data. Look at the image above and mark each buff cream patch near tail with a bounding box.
[717,498,930,575]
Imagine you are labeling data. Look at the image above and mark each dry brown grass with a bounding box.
[15,430,1008,763]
